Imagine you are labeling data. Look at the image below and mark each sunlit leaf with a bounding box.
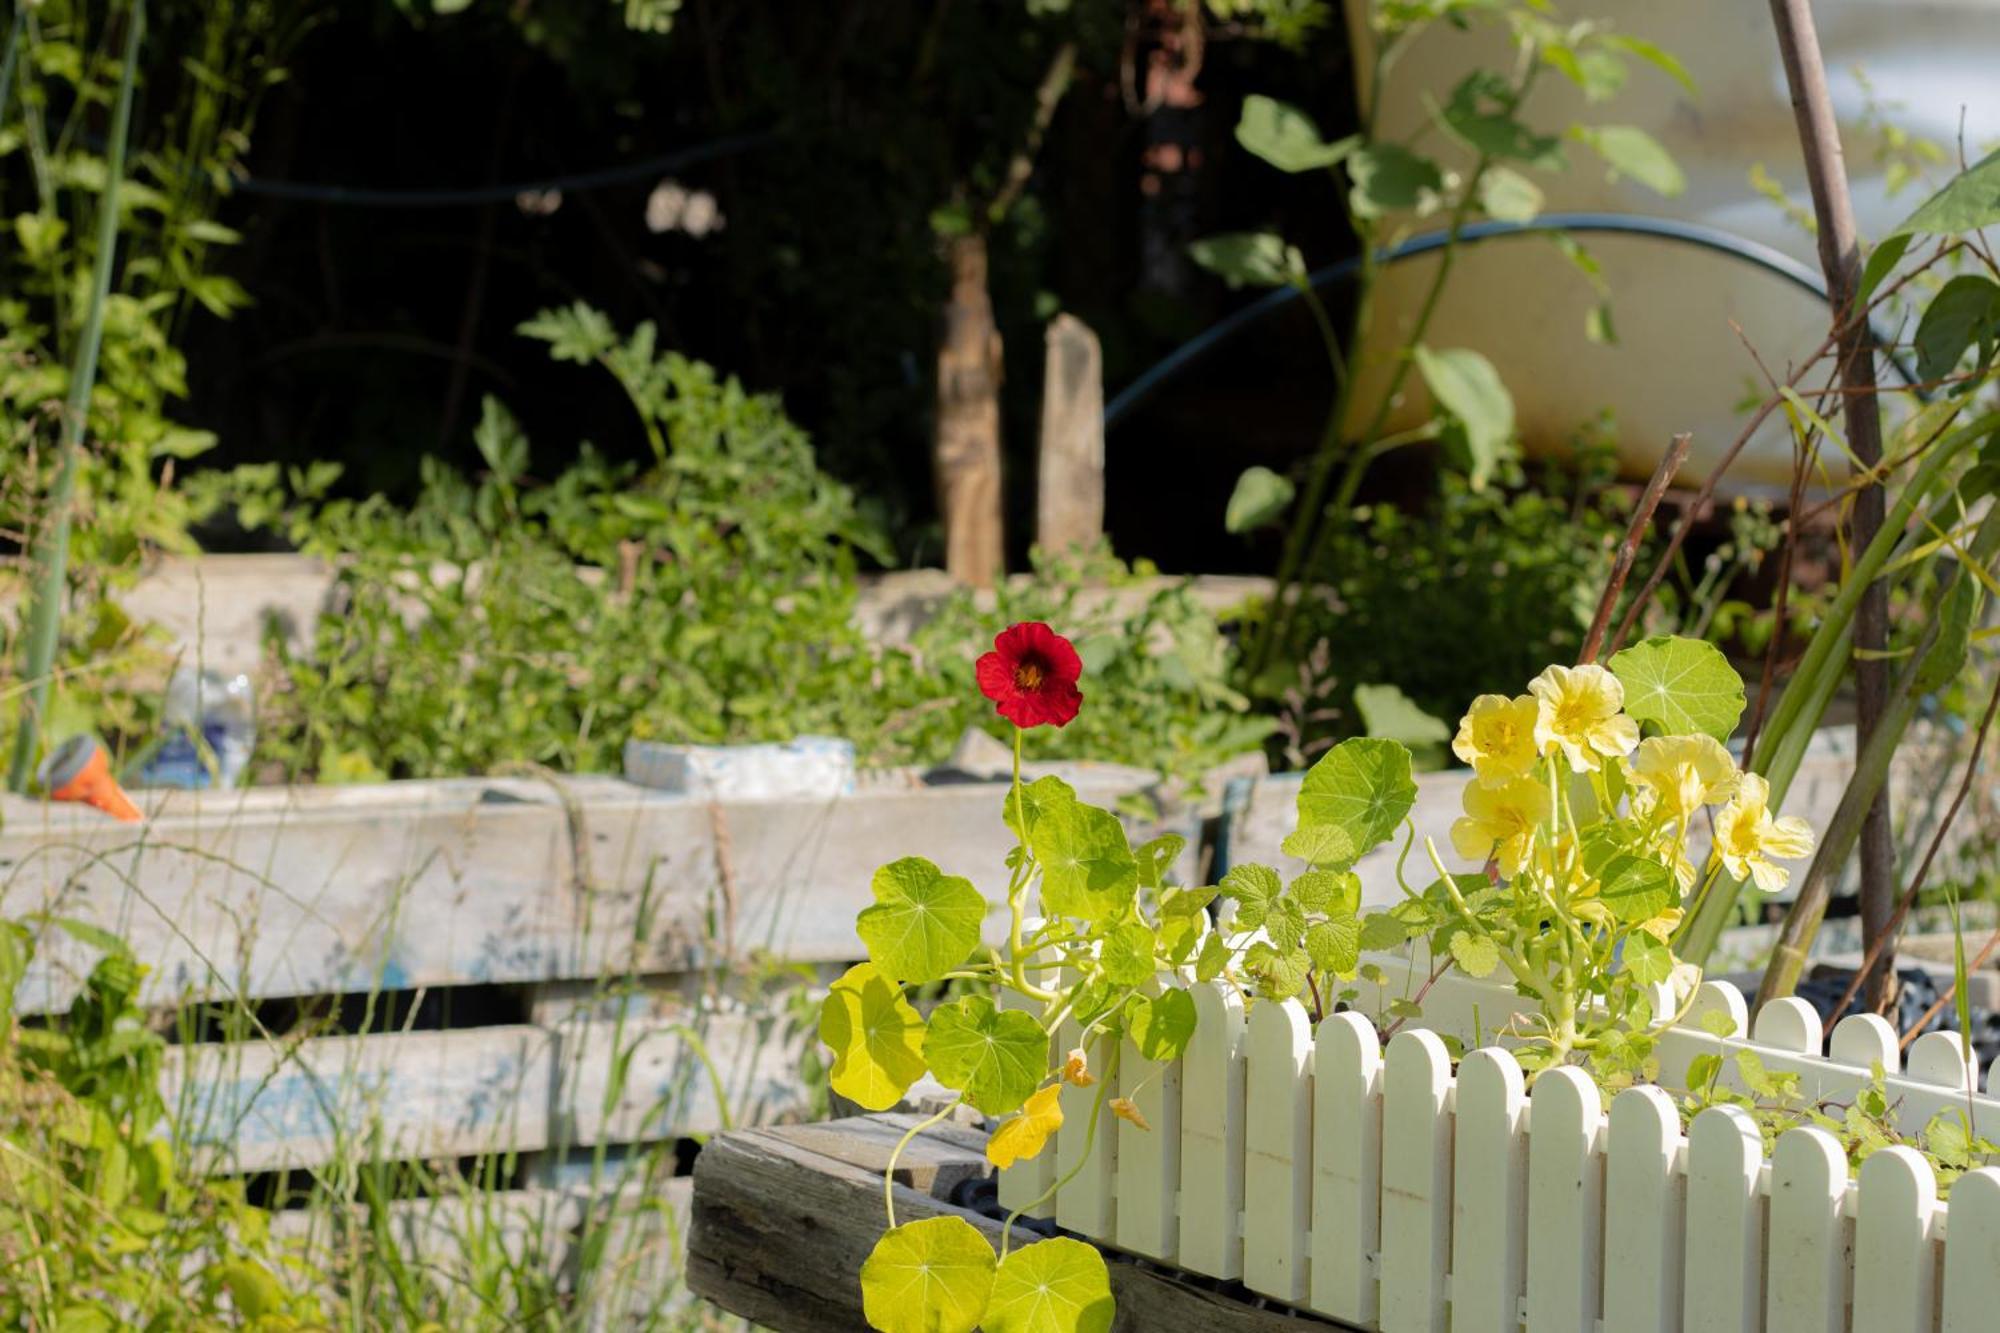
[857,857,986,985]
[859,1216,996,1333]
[1235,95,1358,173]
[924,995,1047,1115]
[984,1237,1114,1333]
[1577,124,1684,197]
[1225,465,1296,532]
[1296,736,1417,861]
[1348,143,1444,219]
[987,1082,1063,1170]
[1413,345,1513,490]
[1031,800,1139,921]
[1608,634,1745,741]
[1446,929,1499,979]
[1127,987,1198,1062]
[1100,923,1157,986]
[819,963,927,1112]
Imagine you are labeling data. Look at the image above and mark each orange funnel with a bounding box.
[40,735,143,823]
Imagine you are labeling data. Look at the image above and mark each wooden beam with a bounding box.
[687,1113,1357,1332]
[1036,313,1105,553]
[936,233,1006,586]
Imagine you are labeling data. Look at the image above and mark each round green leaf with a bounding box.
[1281,822,1357,867]
[1596,853,1676,926]
[1296,737,1416,863]
[1623,929,1675,986]
[818,963,927,1112]
[923,995,1047,1116]
[1031,801,1138,922]
[1305,917,1362,979]
[1446,929,1500,979]
[1127,987,1198,1063]
[1100,923,1156,987]
[1608,635,1745,741]
[1290,869,1360,918]
[1004,775,1077,840]
[983,1236,1114,1333]
[859,1216,997,1333]
[857,857,986,985]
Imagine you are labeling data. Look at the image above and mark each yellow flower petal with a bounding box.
[986,1082,1063,1170]
[1452,776,1550,875]
[1453,693,1542,787]
[1529,663,1637,773]
[1109,1096,1150,1132]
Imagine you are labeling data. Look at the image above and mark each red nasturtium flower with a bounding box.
[976,622,1083,729]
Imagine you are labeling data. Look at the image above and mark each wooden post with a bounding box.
[936,232,1006,587]
[1036,313,1105,553]
[1765,0,1896,1009]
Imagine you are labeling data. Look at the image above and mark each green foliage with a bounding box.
[1608,635,1746,742]
[1226,465,1297,533]
[0,921,326,1331]
[1412,345,1514,490]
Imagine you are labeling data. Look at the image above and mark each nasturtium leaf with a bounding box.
[1289,869,1360,918]
[984,1236,1114,1333]
[1578,124,1685,197]
[1265,896,1307,951]
[987,1082,1063,1170]
[924,995,1047,1116]
[1069,976,1119,1028]
[1005,775,1077,840]
[1031,801,1138,921]
[1189,233,1300,290]
[1596,853,1677,926]
[1353,683,1451,750]
[1608,634,1745,741]
[819,964,928,1113]
[1100,923,1157,986]
[1225,465,1297,533]
[1159,912,1204,967]
[1348,143,1444,219]
[1305,916,1362,979]
[858,1216,997,1333]
[1360,911,1410,952]
[1413,346,1513,491]
[1297,736,1417,861]
[1194,932,1230,983]
[1161,885,1218,917]
[1622,929,1675,986]
[1447,929,1500,979]
[1134,833,1188,889]
[856,857,985,985]
[1220,863,1281,926]
[1127,987,1198,1063]
[1235,94,1357,174]
[1913,275,2000,382]
[1281,822,1358,868]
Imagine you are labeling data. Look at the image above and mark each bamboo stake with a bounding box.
[1765,0,1898,1009]
[8,0,145,791]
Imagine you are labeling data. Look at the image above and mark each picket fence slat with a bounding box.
[1177,980,1246,1278]
[1600,1085,1683,1333]
[1310,1011,1382,1325]
[1765,1127,1845,1333]
[1054,970,1115,1238]
[1941,1167,2000,1331]
[1378,1029,1451,1333]
[996,971,1055,1220]
[1243,998,1312,1303]
[1855,1146,1937,1332]
[1752,995,1823,1054]
[1684,1104,1765,1333]
[1907,1030,1980,1091]
[1115,981,1181,1262]
[1447,1048,1525,1333]
[1525,1067,1603,1331]
[1828,1012,1901,1073]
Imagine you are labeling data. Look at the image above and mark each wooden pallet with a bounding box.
[686,1112,1357,1332]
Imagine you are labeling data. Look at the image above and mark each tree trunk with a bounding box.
[1036,313,1105,554]
[935,231,1006,586]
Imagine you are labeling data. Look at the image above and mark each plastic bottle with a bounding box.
[135,667,257,789]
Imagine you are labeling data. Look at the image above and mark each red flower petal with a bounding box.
[975,621,1084,729]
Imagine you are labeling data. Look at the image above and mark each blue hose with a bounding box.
[1104,211,1919,429]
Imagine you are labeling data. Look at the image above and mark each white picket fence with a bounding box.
[998,957,2000,1333]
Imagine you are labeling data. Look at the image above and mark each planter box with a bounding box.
[998,955,2000,1333]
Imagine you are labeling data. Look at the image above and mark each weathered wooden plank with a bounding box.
[687,1115,1362,1333]
[1036,313,1105,552]
[2,769,1167,1014]
[163,1008,810,1175]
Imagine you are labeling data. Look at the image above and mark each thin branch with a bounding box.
[1580,433,1691,664]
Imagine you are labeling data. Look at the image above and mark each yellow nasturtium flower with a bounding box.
[1452,693,1542,786]
[1450,776,1551,875]
[1713,772,1816,893]
[1626,734,1738,825]
[1528,664,1639,773]
[986,1082,1063,1170]
[1060,1047,1094,1087]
